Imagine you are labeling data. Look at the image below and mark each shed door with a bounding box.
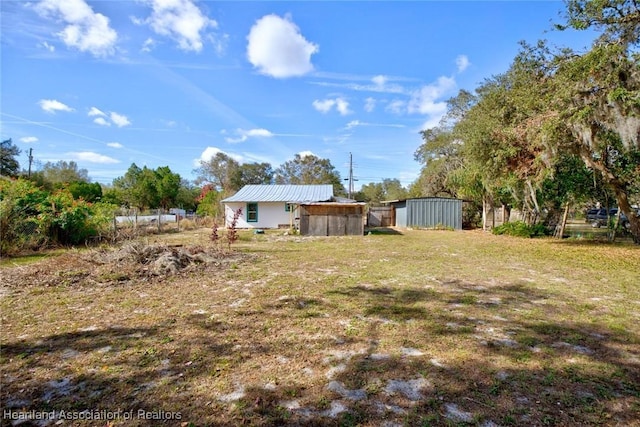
[308,215,328,236]
[327,215,347,236]
[395,203,407,227]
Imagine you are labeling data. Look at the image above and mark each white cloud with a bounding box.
[109,112,131,127]
[335,98,351,115]
[209,32,229,56]
[139,0,217,52]
[197,146,222,164]
[312,74,406,94]
[89,108,131,127]
[385,100,406,115]
[364,97,376,113]
[420,116,444,131]
[93,117,110,126]
[312,97,351,115]
[195,146,243,167]
[34,0,118,57]
[107,142,123,148]
[225,128,274,143]
[88,106,106,117]
[372,75,387,87]
[68,151,119,164]
[344,120,405,130]
[246,128,273,138]
[38,99,74,113]
[141,37,155,53]
[312,99,335,114]
[345,120,362,130]
[407,76,456,115]
[298,150,315,158]
[456,55,470,73]
[19,136,39,143]
[247,14,318,78]
[39,41,55,52]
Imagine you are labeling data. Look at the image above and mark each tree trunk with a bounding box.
[526,179,540,224]
[578,148,640,244]
[609,208,622,243]
[556,203,570,239]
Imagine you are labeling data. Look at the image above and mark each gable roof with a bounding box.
[222,185,334,203]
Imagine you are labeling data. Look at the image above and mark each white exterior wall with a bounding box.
[224,202,298,229]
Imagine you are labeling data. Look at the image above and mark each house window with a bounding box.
[285,203,293,212]
[246,202,258,222]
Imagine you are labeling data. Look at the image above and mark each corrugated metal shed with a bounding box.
[394,200,408,228]
[221,185,333,203]
[391,197,462,230]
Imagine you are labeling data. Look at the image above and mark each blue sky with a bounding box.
[1,1,597,189]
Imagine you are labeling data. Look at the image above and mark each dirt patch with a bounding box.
[1,243,251,288]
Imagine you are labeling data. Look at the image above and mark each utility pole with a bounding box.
[344,152,358,199]
[28,148,34,178]
[348,152,353,199]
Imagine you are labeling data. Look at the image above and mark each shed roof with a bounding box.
[384,196,463,205]
[222,185,334,203]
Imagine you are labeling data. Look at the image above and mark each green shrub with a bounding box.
[1,178,49,254]
[1,178,116,255]
[492,221,548,238]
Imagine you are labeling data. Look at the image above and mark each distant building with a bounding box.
[222,185,364,235]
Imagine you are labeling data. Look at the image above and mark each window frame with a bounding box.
[246,202,258,223]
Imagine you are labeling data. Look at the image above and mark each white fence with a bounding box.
[115,214,176,225]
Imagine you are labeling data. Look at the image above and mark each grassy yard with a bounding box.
[1,229,639,426]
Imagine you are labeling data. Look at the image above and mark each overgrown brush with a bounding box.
[492,221,549,238]
[1,178,116,255]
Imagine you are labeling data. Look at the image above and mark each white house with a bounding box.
[221,185,334,229]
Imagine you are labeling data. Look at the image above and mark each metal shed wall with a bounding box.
[394,201,407,228]
[406,198,462,229]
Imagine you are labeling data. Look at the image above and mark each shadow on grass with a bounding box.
[311,280,640,425]
[364,227,404,235]
[3,276,638,426]
[0,326,160,359]
[550,238,637,247]
[0,324,241,426]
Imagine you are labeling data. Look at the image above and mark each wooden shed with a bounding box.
[299,202,365,236]
[367,206,395,227]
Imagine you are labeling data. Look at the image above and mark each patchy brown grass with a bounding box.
[1,229,639,426]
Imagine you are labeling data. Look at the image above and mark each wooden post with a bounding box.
[557,203,570,239]
[482,196,488,231]
[491,205,496,229]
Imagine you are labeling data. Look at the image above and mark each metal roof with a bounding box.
[222,185,334,203]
